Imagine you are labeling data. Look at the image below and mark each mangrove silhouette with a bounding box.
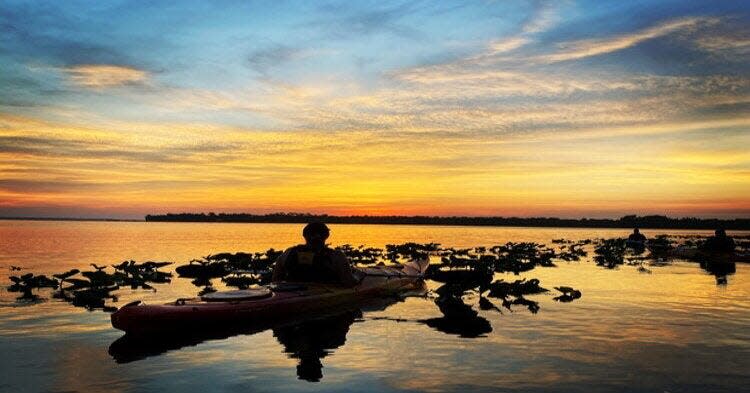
[145,213,750,230]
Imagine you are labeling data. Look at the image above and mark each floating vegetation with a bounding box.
[335,244,383,264]
[222,274,262,289]
[175,250,281,280]
[553,286,582,302]
[385,242,441,262]
[647,235,674,256]
[12,233,737,319]
[8,273,58,301]
[175,259,228,278]
[594,238,627,268]
[556,241,589,261]
[7,261,173,311]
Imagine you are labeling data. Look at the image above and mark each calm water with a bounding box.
[1,221,749,393]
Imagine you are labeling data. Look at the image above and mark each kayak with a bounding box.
[111,259,429,336]
[625,239,646,249]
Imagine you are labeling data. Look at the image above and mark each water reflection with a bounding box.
[699,260,736,285]
[109,306,366,368]
[420,315,492,338]
[5,223,750,393]
[108,293,415,383]
[108,283,503,381]
[274,309,361,382]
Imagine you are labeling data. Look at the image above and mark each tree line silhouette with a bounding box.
[144,213,750,230]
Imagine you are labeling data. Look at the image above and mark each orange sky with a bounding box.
[1,2,749,219]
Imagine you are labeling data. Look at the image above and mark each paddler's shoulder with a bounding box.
[286,244,307,253]
[279,245,304,259]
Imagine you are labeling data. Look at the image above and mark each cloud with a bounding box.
[540,17,716,63]
[2,107,749,218]
[485,2,559,55]
[521,0,559,34]
[695,36,750,56]
[62,65,149,88]
[1,3,748,218]
[487,37,531,55]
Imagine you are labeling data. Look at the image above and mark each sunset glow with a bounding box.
[1,1,748,218]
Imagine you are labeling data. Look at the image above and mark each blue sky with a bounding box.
[1,1,749,218]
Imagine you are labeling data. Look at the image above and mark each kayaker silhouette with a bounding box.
[702,229,736,254]
[628,228,647,243]
[626,228,647,253]
[272,222,360,286]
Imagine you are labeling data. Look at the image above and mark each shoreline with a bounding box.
[2,216,749,231]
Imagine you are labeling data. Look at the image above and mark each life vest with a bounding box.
[283,245,339,283]
[702,236,735,253]
[628,233,646,242]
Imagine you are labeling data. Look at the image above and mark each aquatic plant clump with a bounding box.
[594,238,628,268]
[7,261,173,311]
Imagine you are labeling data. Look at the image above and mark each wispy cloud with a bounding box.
[486,1,559,55]
[540,17,716,63]
[487,37,531,55]
[695,35,750,56]
[62,65,149,88]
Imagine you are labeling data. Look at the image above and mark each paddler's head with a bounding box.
[303,222,330,251]
[633,228,640,234]
[715,228,726,237]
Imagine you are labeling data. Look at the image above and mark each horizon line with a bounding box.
[3,213,750,221]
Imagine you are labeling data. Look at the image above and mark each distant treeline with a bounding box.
[145,213,750,230]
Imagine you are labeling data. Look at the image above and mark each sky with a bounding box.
[1,0,749,219]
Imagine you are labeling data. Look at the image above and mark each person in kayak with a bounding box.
[272,222,360,287]
[701,229,736,254]
[627,228,647,243]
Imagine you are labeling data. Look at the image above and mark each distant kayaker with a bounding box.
[627,228,647,243]
[701,229,735,254]
[272,222,359,287]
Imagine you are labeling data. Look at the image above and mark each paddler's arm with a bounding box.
[331,250,359,287]
[271,249,292,282]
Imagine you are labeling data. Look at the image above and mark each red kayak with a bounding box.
[111,260,429,336]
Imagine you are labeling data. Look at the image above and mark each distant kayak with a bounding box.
[111,259,429,336]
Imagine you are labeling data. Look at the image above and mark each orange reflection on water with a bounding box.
[2,221,750,392]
